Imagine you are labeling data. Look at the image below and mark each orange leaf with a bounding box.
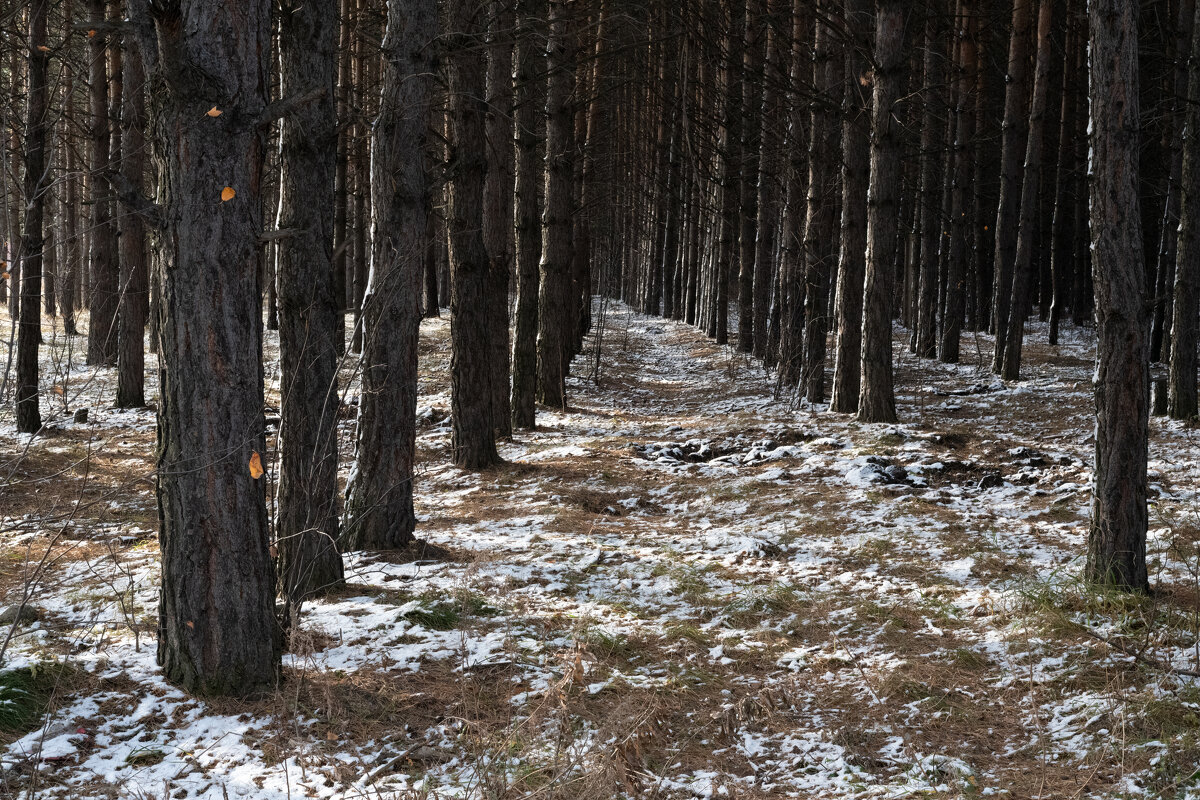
[1,272,9,281]
[52,385,64,396]
[206,106,222,117]
[249,451,264,479]
[36,45,49,52]
[87,29,97,38]
[185,620,195,629]
[221,186,236,202]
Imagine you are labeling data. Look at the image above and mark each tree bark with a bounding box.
[1086,0,1149,592]
[275,0,346,612]
[829,0,872,413]
[484,0,516,440]
[990,0,1033,372]
[1170,1,1200,420]
[511,0,545,429]
[536,0,576,408]
[86,0,119,367]
[1000,0,1053,380]
[147,0,281,695]
[116,31,148,409]
[856,0,907,423]
[16,0,49,434]
[342,0,438,550]
[448,0,503,469]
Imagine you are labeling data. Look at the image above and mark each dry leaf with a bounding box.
[36,45,49,52]
[87,29,97,37]
[325,731,337,741]
[185,620,195,629]
[221,186,236,202]
[1,272,9,281]
[268,544,278,558]
[206,106,222,117]
[52,385,64,396]
[249,451,264,479]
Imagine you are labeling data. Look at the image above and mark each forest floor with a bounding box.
[2,301,1200,799]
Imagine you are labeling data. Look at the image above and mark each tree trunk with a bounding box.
[275,0,346,613]
[511,0,545,430]
[342,0,438,550]
[16,0,49,434]
[146,0,281,695]
[116,35,148,409]
[537,0,576,408]
[1086,0,1149,592]
[802,5,842,403]
[1169,1,1200,420]
[86,0,119,367]
[485,0,516,441]
[829,0,872,413]
[856,0,907,423]
[448,0,503,469]
[939,1,978,363]
[915,14,945,360]
[990,0,1033,371]
[737,2,764,354]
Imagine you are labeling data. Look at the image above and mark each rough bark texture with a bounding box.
[736,3,764,354]
[939,2,977,363]
[915,16,944,360]
[752,0,785,362]
[275,0,345,610]
[448,0,503,469]
[484,0,516,440]
[147,0,281,695]
[342,0,438,550]
[16,0,49,434]
[116,35,148,409]
[802,7,841,403]
[536,0,575,408]
[1170,1,1200,420]
[510,0,545,429]
[1000,0,1053,381]
[86,0,119,367]
[829,0,872,413]
[856,1,906,424]
[1086,0,1149,592]
[990,0,1033,372]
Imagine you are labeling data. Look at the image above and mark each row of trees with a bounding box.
[0,0,1163,693]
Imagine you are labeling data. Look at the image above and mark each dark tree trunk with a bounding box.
[856,0,907,423]
[116,36,148,409]
[915,15,945,360]
[484,0,515,440]
[1048,5,1083,347]
[753,0,785,362]
[939,1,978,363]
[1086,0,1149,593]
[16,0,49,434]
[1000,0,1053,381]
[275,0,345,612]
[829,0,872,413]
[536,0,575,409]
[61,62,79,338]
[990,0,1033,371]
[86,0,119,367]
[342,0,438,550]
[511,0,545,429]
[1169,1,1200,419]
[737,2,764,354]
[146,0,281,695]
[802,5,842,403]
[448,0,503,469]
